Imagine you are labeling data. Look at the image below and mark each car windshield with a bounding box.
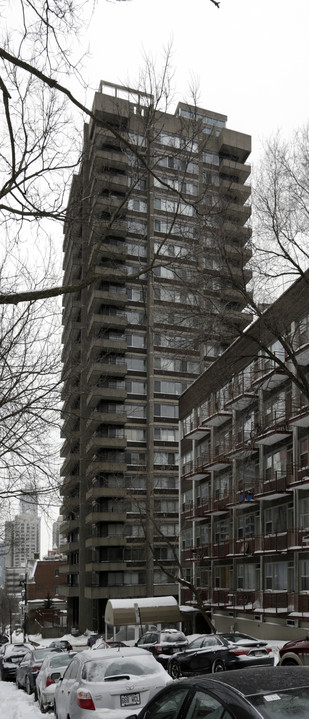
[249,687,309,718]
[83,656,162,681]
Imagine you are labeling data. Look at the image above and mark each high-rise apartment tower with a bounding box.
[60,81,252,631]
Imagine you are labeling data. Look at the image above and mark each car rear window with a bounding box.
[162,633,186,643]
[84,655,162,681]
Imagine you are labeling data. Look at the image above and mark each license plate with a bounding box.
[254,651,264,657]
[120,693,141,708]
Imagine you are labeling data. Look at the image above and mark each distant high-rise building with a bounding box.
[52,515,63,553]
[20,484,39,516]
[60,81,252,631]
[5,513,41,569]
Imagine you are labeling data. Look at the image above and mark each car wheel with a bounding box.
[39,694,47,714]
[281,658,298,665]
[168,660,182,679]
[212,659,225,673]
[25,675,32,695]
[16,675,21,689]
[0,669,6,682]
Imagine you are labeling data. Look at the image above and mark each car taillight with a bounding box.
[76,690,95,710]
[154,644,162,654]
[46,675,55,687]
[228,648,249,656]
[32,664,41,672]
[267,648,272,654]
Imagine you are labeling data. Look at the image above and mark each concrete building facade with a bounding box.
[60,81,252,631]
[179,271,309,641]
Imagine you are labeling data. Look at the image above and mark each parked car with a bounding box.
[53,646,172,719]
[279,634,309,665]
[167,632,274,678]
[49,639,73,652]
[135,629,188,667]
[35,651,76,713]
[16,646,63,694]
[128,666,309,719]
[0,642,32,681]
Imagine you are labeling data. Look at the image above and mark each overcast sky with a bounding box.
[80,0,309,164]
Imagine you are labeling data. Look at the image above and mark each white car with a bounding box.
[35,651,76,713]
[53,646,172,719]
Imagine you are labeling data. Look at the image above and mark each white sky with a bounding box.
[79,0,309,164]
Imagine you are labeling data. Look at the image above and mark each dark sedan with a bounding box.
[136,629,188,668]
[127,666,309,719]
[16,646,62,694]
[167,633,274,678]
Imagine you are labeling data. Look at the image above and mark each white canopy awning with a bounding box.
[104,596,183,626]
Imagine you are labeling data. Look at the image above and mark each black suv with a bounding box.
[136,629,188,667]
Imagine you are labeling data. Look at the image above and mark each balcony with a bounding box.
[219,157,251,184]
[255,467,293,499]
[86,435,127,454]
[287,527,309,550]
[224,376,256,411]
[87,287,127,314]
[183,418,210,442]
[193,497,212,518]
[86,385,127,408]
[289,465,309,489]
[229,487,256,506]
[87,359,127,384]
[228,430,257,458]
[254,532,288,554]
[203,447,232,471]
[252,358,288,391]
[202,410,232,428]
[211,539,230,559]
[212,488,232,514]
[86,409,127,430]
[182,456,210,481]
[254,416,292,446]
[288,401,309,428]
[87,310,127,335]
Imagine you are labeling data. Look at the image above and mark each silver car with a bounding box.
[35,651,76,713]
[53,647,172,719]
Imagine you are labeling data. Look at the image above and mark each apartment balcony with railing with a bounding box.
[202,444,232,472]
[254,466,293,499]
[253,411,292,446]
[182,417,210,442]
[202,402,232,428]
[227,429,257,459]
[251,355,288,391]
[224,375,256,411]
[288,399,309,428]
[181,455,210,481]
[202,590,309,617]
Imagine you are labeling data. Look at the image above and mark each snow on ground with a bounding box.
[0,679,42,719]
